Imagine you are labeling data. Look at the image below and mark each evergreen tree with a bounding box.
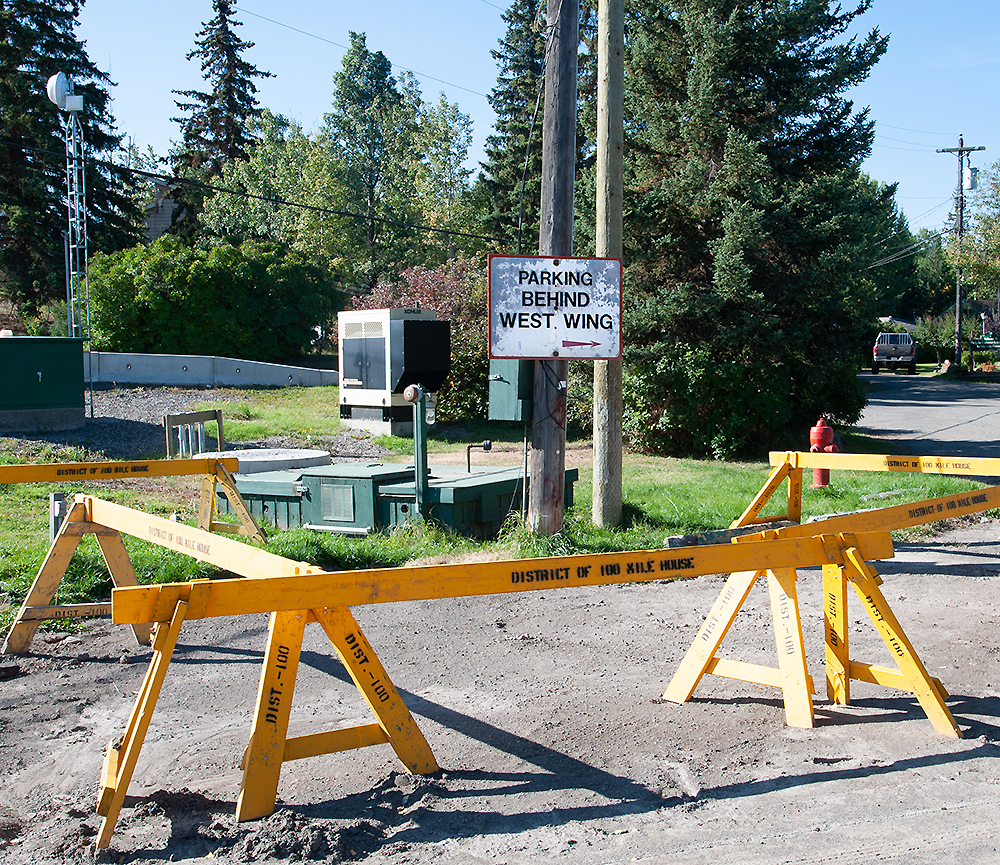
[859,176,922,319]
[477,0,548,252]
[170,0,271,232]
[321,31,422,291]
[0,0,141,316]
[622,0,888,457]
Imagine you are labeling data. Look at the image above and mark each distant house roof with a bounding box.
[878,316,917,333]
[144,180,177,242]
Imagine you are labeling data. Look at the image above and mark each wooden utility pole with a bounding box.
[529,0,578,535]
[937,136,985,370]
[592,0,624,528]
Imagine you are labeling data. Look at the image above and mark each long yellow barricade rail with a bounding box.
[0,456,239,484]
[732,451,1000,530]
[770,451,1000,477]
[54,492,905,849]
[661,453,1000,751]
[0,457,265,655]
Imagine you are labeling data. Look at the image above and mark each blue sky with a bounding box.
[75,0,1000,236]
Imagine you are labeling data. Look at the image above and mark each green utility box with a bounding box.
[219,462,578,540]
[299,464,416,533]
[378,465,578,539]
[0,336,85,431]
[488,359,533,422]
[219,464,414,535]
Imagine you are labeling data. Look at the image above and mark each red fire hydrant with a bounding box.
[809,418,839,489]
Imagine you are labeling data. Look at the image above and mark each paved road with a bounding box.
[856,371,1000,458]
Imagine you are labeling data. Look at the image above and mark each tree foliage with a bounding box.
[198,110,350,271]
[952,159,1000,309]
[170,0,271,233]
[0,0,141,314]
[351,257,489,421]
[414,90,477,249]
[322,32,424,291]
[88,236,341,362]
[913,229,956,316]
[621,0,888,457]
[477,0,548,252]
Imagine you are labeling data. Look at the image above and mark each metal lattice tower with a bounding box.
[63,103,90,342]
[47,71,93,414]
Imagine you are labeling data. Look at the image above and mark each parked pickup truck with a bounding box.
[872,332,917,374]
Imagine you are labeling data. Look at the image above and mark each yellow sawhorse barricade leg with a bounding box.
[2,500,154,654]
[665,532,961,737]
[662,567,814,728]
[97,597,438,847]
[236,606,438,821]
[822,545,957,736]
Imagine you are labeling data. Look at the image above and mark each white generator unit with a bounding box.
[338,308,451,436]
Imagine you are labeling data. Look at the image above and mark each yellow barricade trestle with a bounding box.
[33,493,900,849]
[664,532,960,737]
[1,458,265,654]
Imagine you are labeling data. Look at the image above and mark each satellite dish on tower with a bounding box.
[47,72,68,109]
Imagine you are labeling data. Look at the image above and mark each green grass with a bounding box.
[194,385,344,443]
[1,392,996,635]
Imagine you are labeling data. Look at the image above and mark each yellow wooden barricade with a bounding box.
[732,450,1000,531]
[26,493,897,849]
[664,453,1000,741]
[1,457,265,654]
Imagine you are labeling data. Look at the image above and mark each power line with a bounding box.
[879,122,959,137]
[876,134,938,148]
[867,228,950,270]
[871,142,935,153]
[3,140,511,246]
[234,5,490,100]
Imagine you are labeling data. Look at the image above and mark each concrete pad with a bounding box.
[198,448,331,474]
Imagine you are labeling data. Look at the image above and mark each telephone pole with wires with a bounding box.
[937,136,985,370]
[529,0,578,535]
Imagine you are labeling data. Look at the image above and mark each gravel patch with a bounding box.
[0,385,387,462]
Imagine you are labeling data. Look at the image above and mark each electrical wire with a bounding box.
[3,140,511,246]
[866,228,950,269]
[875,133,940,148]
[879,122,960,137]
[233,5,490,100]
[516,7,557,254]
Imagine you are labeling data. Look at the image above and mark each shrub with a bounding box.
[88,237,343,362]
[352,257,488,421]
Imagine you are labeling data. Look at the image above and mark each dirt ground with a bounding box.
[2,511,1000,864]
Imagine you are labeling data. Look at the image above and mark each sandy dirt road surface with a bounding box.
[2,379,1000,863]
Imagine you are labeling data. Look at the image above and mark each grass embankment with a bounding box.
[0,388,993,633]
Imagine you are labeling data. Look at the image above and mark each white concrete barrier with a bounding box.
[87,352,339,388]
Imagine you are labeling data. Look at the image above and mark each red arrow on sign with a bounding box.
[562,339,601,348]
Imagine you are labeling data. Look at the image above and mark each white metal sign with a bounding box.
[489,255,622,360]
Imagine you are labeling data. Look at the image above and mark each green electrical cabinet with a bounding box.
[220,462,579,540]
[0,336,84,431]
[488,359,533,422]
[299,464,415,534]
